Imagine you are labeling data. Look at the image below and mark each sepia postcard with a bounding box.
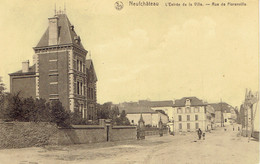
[0,0,259,163]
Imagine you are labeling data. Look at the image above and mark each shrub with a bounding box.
[49,100,71,127]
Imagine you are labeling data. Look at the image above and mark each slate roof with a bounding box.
[149,100,173,107]
[209,103,232,113]
[9,64,36,76]
[119,106,168,116]
[173,97,206,107]
[35,14,85,49]
[119,106,157,114]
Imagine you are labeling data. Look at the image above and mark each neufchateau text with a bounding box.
[128,1,246,6]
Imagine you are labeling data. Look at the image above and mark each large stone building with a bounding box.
[9,11,97,120]
[172,97,208,132]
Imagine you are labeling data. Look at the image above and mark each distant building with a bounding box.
[210,102,235,127]
[119,106,169,127]
[172,97,207,132]
[9,11,97,120]
[149,100,174,121]
[205,105,215,130]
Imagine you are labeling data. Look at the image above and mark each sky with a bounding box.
[0,0,258,107]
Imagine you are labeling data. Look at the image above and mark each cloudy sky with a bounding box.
[0,0,258,107]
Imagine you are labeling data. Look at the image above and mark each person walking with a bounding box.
[202,132,205,140]
[197,128,202,140]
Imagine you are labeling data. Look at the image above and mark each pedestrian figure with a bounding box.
[202,133,205,140]
[197,128,202,140]
[238,127,240,131]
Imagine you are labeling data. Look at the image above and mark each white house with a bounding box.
[119,106,169,127]
[172,97,207,133]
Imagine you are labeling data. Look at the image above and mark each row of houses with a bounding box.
[117,97,237,133]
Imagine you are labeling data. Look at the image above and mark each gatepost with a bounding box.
[158,116,163,137]
[104,119,112,141]
[137,114,145,140]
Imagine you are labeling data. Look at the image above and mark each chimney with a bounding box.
[22,60,29,73]
[48,16,59,45]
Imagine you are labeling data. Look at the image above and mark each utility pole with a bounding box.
[250,92,258,138]
[220,98,224,127]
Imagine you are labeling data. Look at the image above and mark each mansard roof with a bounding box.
[35,14,85,50]
[173,97,206,107]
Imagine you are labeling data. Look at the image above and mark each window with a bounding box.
[77,81,79,94]
[179,123,182,129]
[185,107,191,113]
[90,88,93,99]
[195,115,198,121]
[177,108,182,113]
[187,123,190,130]
[132,120,134,124]
[77,60,79,71]
[185,99,191,106]
[196,123,199,129]
[80,61,82,72]
[195,107,200,113]
[80,82,83,95]
[178,115,182,121]
[187,115,190,121]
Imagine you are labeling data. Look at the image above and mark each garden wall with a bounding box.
[0,121,58,149]
[0,121,138,149]
[110,126,137,141]
[145,127,169,136]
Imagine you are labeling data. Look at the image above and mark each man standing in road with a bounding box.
[197,128,202,140]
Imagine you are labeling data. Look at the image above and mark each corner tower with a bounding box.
[33,12,96,119]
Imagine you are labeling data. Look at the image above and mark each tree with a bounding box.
[49,100,71,127]
[0,76,6,117]
[4,92,24,121]
[97,102,111,119]
[110,106,119,124]
[115,110,130,125]
[70,110,87,125]
[22,97,36,121]
[0,76,6,100]
[34,98,51,122]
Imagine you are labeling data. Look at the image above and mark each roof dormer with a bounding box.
[185,99,191,106]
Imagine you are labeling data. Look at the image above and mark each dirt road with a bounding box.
[0,125,258,164]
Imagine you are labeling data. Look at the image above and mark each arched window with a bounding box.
[177,108,182,113]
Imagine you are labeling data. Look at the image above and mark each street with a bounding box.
[0,125,258,164]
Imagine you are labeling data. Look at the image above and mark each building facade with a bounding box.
[172,97,207,132]
[126,111,169,127]
[210,102,234,127]
[9,11,97,120]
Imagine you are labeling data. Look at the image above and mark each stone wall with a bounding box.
[53,125,107,145]
[0,122,58,149]
[110,126,137,141]
[145,127,168,136]
[0,122,137,149]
